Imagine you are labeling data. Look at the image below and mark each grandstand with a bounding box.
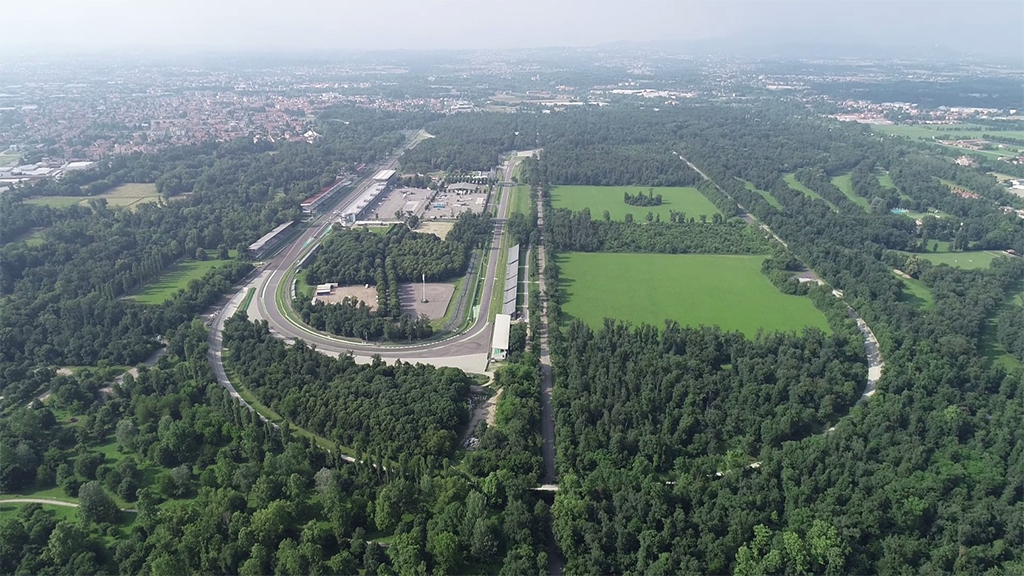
[247,221,294,259]
[502,244,519,316]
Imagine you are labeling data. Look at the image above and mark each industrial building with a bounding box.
[247,221,294,259]
[492,313,512,361]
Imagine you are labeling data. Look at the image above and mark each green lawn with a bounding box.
[918,251,1007,270]
[831,173,871,212]
[893,272,934,310]
[738,178,782,209]
[512,183,532,215]
[24,183,160,211]
[25,196,87,208]
[558,253,829,337]
[873,124,1024,151]
[0,502,78,523]
[877,171,897,190]
[783,173,838,211]
[550,186,721,221]
[979,289,1023,370]
[131,256,235,304]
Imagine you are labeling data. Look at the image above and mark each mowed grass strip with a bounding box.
[783,173,838,212]
[131,257,234,304]
[831,173,871,212]
[558,253,829,337]
[738,178,782,209]
[550,186,721,221]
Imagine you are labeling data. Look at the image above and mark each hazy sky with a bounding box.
[4,0,1022,56]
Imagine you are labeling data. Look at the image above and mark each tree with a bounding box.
[196,247,207,261]
[470,517,498,561]
[78,481,118,524]
[427,531,460,575]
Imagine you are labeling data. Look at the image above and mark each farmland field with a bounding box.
[831,173,871,212]
[24,182,160,210]
[558,253,829,337]
[550,185,720,221]
[131,254,236,304]
[873,124,1024,159]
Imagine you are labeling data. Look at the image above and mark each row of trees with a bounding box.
[545,207,769,254]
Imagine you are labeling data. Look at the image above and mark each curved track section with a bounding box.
[216,148,518,375]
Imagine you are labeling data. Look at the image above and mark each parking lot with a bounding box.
[364,187,432,221]
[422,188,490,219]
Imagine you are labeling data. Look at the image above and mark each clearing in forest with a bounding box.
[918,251,1007,270]
[783,173,838,211]
[830,173,871,212]
[737,178,782,209]
[892,271,934,310]
[25,183,160,211]
[131,256,235,304]
[558,253,829,337]
[550,185,721,221]
[416,221,454,240]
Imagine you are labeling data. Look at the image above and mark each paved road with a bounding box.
[535,196,557,485]
[207,142,521,425]
[248,152,517,369]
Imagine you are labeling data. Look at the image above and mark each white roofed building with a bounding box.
[491,314,512,361]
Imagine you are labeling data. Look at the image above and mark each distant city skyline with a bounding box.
[3,0,1022,59]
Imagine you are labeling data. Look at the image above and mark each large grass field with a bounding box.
[131,254,236,304]
[558,253,829,337]
[783,173,838,211]
[831,173,871,212]
[550,186,721,221]
[918,250,1008,270]
[25,182,160,211]
[873,124,1024,160]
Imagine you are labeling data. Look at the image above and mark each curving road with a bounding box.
[211,145,519,382]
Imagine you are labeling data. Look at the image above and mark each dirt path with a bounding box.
[0,497,137,512]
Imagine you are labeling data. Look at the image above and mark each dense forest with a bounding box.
[3,94,1024,576]
[529,103,1024,574]
[0,316,552,575]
